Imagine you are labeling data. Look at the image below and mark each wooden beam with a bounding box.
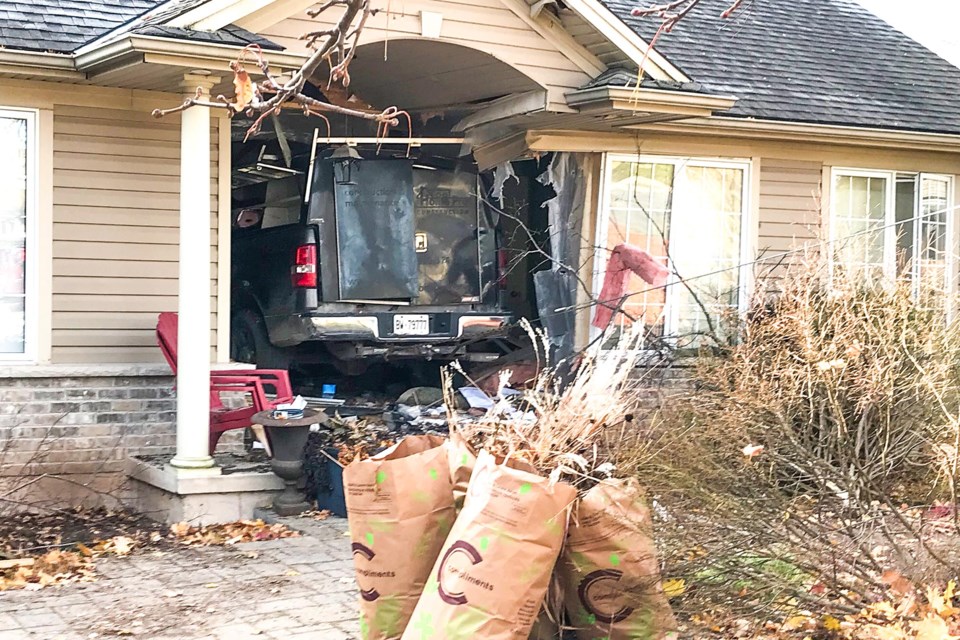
[472,131,531,171]
[454,90,549,132]
[234,0,320,32]
[497,0,606,77]
[560,0,689,82]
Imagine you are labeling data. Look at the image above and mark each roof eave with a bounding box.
[0,49,84,80]
[628,116,960,151]
[567,85,738,118]
[75,34,306,76]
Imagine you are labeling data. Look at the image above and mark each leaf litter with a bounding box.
[0,508,299,592]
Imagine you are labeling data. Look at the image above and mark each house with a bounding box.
[2,0,959,516]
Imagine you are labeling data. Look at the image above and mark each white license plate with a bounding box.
[393,314,430,335]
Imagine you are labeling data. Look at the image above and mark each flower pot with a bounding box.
[315,447,347,517]
[264,422,312,516]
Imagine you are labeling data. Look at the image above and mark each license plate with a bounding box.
[393,314,430,335]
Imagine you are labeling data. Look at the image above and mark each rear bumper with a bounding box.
[274,311,512,345]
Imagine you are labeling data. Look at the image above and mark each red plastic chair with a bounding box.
[156,312,295,454]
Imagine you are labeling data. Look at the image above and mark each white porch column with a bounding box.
[171,73,220,470]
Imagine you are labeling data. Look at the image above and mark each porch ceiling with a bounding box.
[346,40,545,112]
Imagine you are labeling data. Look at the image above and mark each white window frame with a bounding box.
[592,153,753,346]
[0,108,38,363]
[829,167,956,296]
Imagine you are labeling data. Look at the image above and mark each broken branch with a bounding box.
[153,0,407,140]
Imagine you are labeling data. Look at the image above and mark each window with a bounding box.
[0,110,35,360]
[831,169,954,295]
[595,155,751,347]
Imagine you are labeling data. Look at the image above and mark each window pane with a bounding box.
[603,160,674,344]
[0,297,25,353]
[833,174,887,280]
[600,159,746,348]
[894,174,916,276]
[0,115,27,355]
[671,165,744,343]
[916,175,950,292]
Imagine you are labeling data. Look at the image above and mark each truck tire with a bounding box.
[231,309,291,370]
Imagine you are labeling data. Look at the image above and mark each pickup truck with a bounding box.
[230,148,513,373]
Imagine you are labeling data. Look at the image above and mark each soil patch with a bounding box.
[0,506,170,557]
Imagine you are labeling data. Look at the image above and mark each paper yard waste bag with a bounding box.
[559,478,677,640]
[528,609,561,640]
[401,449,577,640]
[344,435,456,640]
[446,430,477,511]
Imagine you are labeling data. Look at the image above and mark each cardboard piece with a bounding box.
[344,435,456,640]
[402,450,576,639]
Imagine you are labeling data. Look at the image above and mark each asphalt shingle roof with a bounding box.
[0,0,164,53]
[0,0,282,54]
[132,24,283,50]
[599,0,960,134]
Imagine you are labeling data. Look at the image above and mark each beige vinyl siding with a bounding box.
[50,105,220,364]
[259,0,592,111]
[755,158,822,279]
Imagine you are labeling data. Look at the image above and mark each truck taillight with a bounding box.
[497,248,508,288]
[292,244,317,288]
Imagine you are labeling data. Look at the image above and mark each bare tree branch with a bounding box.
[632,0,745,32]
[629,0,746,82]
[152,0,407,142]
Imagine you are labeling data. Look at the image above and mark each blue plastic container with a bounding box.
[315,447,347,517]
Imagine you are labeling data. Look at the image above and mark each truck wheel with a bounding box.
[231,309,290,370]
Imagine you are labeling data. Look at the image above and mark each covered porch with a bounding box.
[0,4,737,520]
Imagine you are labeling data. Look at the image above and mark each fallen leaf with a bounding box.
[881,570,915,596]
[781,615,810,631]
[663,578,685,598]
[822,615,841,631]
[108,536,135,556]
[913,614,959,640]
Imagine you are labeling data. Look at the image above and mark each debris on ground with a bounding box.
[169,519,300,546]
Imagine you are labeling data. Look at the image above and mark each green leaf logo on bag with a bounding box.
[352,542,392,602]
[577,569,635,624]
[437,540,491,605]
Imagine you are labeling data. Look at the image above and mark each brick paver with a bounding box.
[0,515,359,639]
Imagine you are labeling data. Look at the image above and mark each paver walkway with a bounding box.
[0,516,360,640]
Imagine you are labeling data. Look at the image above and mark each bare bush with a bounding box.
[633,256,960,623]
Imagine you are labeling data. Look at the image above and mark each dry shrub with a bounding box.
[446,320,661,482]
[635,257,960,622]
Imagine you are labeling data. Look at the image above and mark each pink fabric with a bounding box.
[592,243,669,330]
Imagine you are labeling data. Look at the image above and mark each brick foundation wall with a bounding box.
[629,362,696,410]
[0,365,240,511]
